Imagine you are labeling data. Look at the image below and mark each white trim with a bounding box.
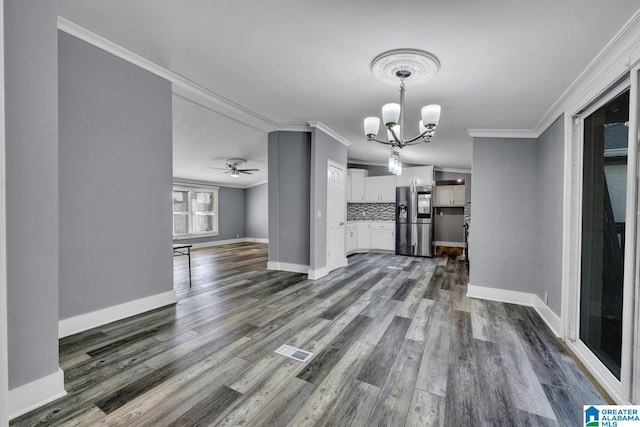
[566,339,626,404]
[434,167,472,174]
[57,17,280,134]
[172,179,220,190]
[245,237,268,244]
[467,129,538,139]
[8,368,66,420]
[58,291,177,338]
[308,266,330,280]
[266,262,309,274]
[174,237,268,249]
[246,180,268,188]
[532,296,563,338]
[466,284,561,337]
[307,121,353,147]
[0,2,8,424]
[534,11,640,136]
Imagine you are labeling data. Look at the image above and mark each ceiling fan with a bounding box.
[209,159,259,178]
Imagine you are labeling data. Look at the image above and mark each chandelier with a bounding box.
[363,49,442,174]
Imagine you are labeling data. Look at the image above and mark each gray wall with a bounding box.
[174,186,247,245]
[59,32,173,319]
[469,137,540,295]
[537,115,565,315]
[5,0,59,389]
[246,183,268,239]
[310,128,348,270]
[268,131,311,266]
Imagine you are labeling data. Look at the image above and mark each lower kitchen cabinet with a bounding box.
[346,224,357,253]
[347,221,395,253]
[356,222,371,249]
[370,222,395,251]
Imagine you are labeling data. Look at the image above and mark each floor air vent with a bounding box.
[275,344,313,362]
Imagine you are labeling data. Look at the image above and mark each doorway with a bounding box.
[579,89,630,380]
[326,160,346,272]
[566,71,640,403]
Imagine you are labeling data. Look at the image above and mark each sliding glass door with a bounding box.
[580,89,630,380]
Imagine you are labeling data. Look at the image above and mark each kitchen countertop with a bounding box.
[347,219,395,223]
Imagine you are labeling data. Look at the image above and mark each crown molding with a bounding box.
[246,180,268,188]
[469,9,640,140]
[533,8,640,135]
[435,167,472,174]
[307,121,353,147]
[467,129,538,139]
[57,17,280,134]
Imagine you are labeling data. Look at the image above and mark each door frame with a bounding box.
[326,159,346,272]
[0,0,9,423]
[562,75,638,403]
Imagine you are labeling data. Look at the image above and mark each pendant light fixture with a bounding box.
[364,49,442,149]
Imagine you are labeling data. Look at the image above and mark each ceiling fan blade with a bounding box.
[208,167,230,171]
[239,170,254,174]
[238,168,259,172]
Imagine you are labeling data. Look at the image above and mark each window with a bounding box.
[173,186,219,237]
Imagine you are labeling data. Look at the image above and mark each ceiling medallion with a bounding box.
[370,48,441,86]
[364,49,442,175]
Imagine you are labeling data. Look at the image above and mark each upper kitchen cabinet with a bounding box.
[365,176,396,202]
[347,169,367,202]
[396,165,434,187]
[434,184,466,206]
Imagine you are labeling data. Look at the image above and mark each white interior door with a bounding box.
[326,161,345,272]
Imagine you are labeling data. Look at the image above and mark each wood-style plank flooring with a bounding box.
[11,242,606,426]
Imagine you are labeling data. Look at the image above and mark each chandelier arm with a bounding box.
[388,125,402,145]
[367,137,397,146]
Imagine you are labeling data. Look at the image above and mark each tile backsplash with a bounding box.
[347,203,395,221]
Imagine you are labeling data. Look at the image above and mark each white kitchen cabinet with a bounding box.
[345,174,352,202]
[347,169,367,202]
[364,176,396,202]
[413,166,434,187]
[395,165,434,188]
[434,184,466,206]
[346,223,357,253]
[357,222,371,249]
[370,222,395,251]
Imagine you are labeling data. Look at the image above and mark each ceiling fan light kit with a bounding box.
[365,49,442,175]
[209,159,259,178]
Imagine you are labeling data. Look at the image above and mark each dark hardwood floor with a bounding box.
[11,242,605,426]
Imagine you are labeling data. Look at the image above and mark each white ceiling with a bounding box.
[58,1,640,187]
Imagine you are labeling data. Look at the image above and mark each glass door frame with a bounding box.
[563,71,639,404]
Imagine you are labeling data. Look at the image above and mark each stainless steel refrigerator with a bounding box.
[396,186,433,257]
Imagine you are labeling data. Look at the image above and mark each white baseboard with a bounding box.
[267,261,309,274]
[245,237,268,243]
[9,368,66,420]
[58,290,177,338]
[308,266,330,280]
[178,237,268,249]
[466,284,561,337]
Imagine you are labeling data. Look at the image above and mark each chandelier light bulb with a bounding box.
[364,117,381,137]
[421,104,441,127]
[381,103,401,126]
